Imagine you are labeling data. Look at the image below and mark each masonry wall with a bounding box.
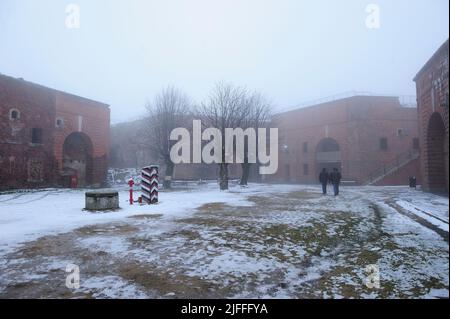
[54,92,110,186]
[415,40,449,195]
[269,96,419,185]
[374,158,421,186]
[345,97,419,184]
[272,98,348,184]
[0,74,110,190]
[0,75,57,190]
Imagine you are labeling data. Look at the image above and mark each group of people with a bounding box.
[319,168,342,196]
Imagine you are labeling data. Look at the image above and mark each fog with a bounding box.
[0,0,448,123]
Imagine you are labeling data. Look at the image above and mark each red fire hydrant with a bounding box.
[70,174,78,189]
[128,178,135,205]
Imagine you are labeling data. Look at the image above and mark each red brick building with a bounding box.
[0,73,110,190]
[414,40,449,195]
[269,94,420,185]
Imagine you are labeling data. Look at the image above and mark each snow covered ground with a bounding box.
[0,183,448,299]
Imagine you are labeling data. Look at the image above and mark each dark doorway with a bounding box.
[62,132,93,187]
[316,138,342,177]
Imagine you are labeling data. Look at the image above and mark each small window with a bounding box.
[303,163,309,175]
[31,128,43,144]
[397,128,408,137]
[9,109,20,120]
[303,142,308,153]
[413,138,420,150]
[55,117,64,128]
[380,137,388,151]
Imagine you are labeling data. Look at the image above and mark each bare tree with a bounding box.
[144,86,191,189]
[198,82,250,190]
[239,92,272,186]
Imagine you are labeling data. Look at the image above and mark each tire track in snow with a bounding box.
[346,188,449,242]
[0,190,67,205]
[0,193,27,203]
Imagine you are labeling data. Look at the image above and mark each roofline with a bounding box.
[274,93,414,116]
[413,39,449,82]
[0,72,110,108]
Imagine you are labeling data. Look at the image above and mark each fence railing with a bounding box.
[279,91,417,113]
[364,149,420,185]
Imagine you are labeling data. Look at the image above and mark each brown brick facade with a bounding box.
[268,95,420,185]
[0,74,110,190]
[110,96,420,186]
[414,40,449,195]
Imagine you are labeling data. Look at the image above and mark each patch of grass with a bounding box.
[257,223,334,256]
[177,217,243,229]
[118,262,233,298]
[17,236,63,258]
[177,229,202,241]
[355,249,380,266]
[127,214,163,220]
[75,224,138,236]
[196,202,255,218]
[285,191,322,200]
[197,202,229,213]
[383,241,399,251]
[414,276,448,297]
[129,236,156,248]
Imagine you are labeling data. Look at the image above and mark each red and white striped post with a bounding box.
[141,165,159,204]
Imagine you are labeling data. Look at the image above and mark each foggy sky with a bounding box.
[0,0,448,123]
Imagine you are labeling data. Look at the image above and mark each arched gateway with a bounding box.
[316,138,342,175]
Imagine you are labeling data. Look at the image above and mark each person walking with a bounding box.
[330,168,342,196]
[319,168,329,195]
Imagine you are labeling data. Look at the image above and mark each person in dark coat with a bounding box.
[330,168,342,196]
[319,168,329,195]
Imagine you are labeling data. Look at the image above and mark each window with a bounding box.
[379,137,388,150]
[303,142,308,153]
[55,117,64,128]
[303,163,309,175]
[9,108,20,120]
[413,138,420,150]
[31,128,43,144]
[397,128,408,137]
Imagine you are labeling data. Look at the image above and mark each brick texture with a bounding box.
[269,95,420,185]
[414,40,449,195]
[0,74,110,190]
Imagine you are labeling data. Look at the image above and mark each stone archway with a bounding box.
[316,138,342,176]
[62,132,93,187]
[426,112,448,193]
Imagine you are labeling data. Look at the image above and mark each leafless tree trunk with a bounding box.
[144,86,191,189]
[239,92,272,186]
[198,82,250,190]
